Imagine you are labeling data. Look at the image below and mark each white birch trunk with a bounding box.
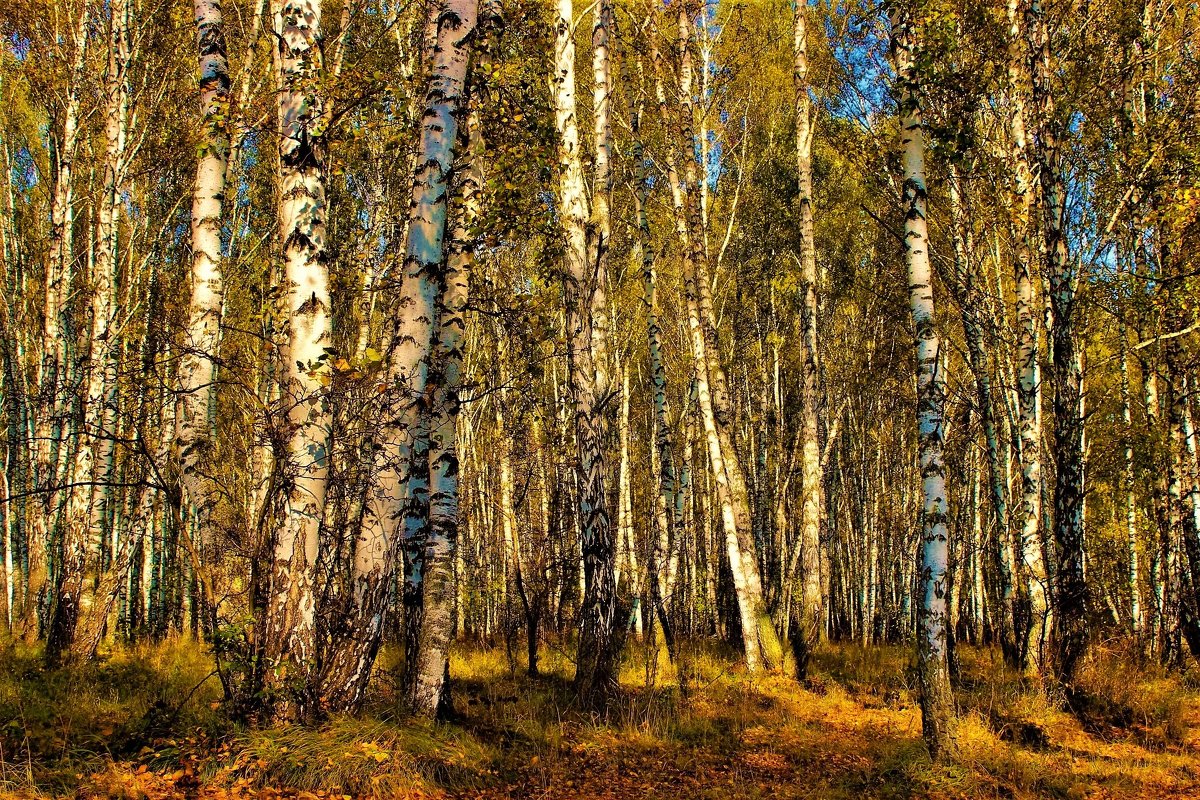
[319,0,475,715]
[175,0,232,605]
[412,101,482,718]
[48,0,131,664]
[262,0,331,718]
[1119,320,1142,633]
[630,68,681,645]
[27,0,90,639]
[792,0,824,678]
[616,368,641,637]
[553,0,619,704]
[648,6,778,671]
[1028,0,1088,685]
[1006,0,1051,677]
[892,1,955,758]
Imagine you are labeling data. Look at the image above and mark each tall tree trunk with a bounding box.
[553,0,619,706]
[891,1,956,760]
[1007,0,1051,678]
[676,5,779,669]
[1177,373,1200,660]
[629,63,680,654]
[411,98,481,719]
[319,1,476,715]
[27,0,90,640]
[948,168,1019,666]
[175,0,232,597]
[261,0,331,720]
[791,0,823,680]
[48,0,131,665]
[1028,0,1088,690]
[647,3,777,671]
[1119,319,1142,635]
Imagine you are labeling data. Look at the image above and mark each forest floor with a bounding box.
[1,637,1199,799]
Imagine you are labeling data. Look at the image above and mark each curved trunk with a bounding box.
[648,3,778,671]
[320,1,476,715]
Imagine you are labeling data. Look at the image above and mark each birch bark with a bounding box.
[647,15,761,669]
[1028,0,1088,688]
[319,0,476,714]
[411,102,482,718]
[891,1,955,758]
[629,63,681,650]
[792,0,823,679]
[552,0,619,705]
[27,0,90,640]
[175,0,233,606]
[948,168,1018,666]
[261,0,331,719]
[47,0,131,664]
[648,3,779,670]
[1007,0,1051,677]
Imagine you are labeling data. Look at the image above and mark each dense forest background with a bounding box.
[2,0,1200,796]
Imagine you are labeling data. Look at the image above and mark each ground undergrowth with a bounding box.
[2,637,1198,799]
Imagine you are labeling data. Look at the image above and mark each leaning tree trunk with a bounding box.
[647,16,757,669]
[675,3,782,670]
[891,0,956,760]
[552,0,619,707]
[261,0,331,722]
[648,4,777,671]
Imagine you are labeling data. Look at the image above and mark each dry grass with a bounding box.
[2,636,1199,799]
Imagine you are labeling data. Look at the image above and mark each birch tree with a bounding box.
[174,0,232,610]
[646,3,779,672]
[261,0,331,720]
[1006,0,1051,678]
[411,25,481,717]
[320,0,477,716]
[890,0,955,759]
[47,0,132,665]
[1028,0,1089,689]
[791,0,824,679]
[629,52,681,653]
[552,0,620,705]
[26,0,89,641]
